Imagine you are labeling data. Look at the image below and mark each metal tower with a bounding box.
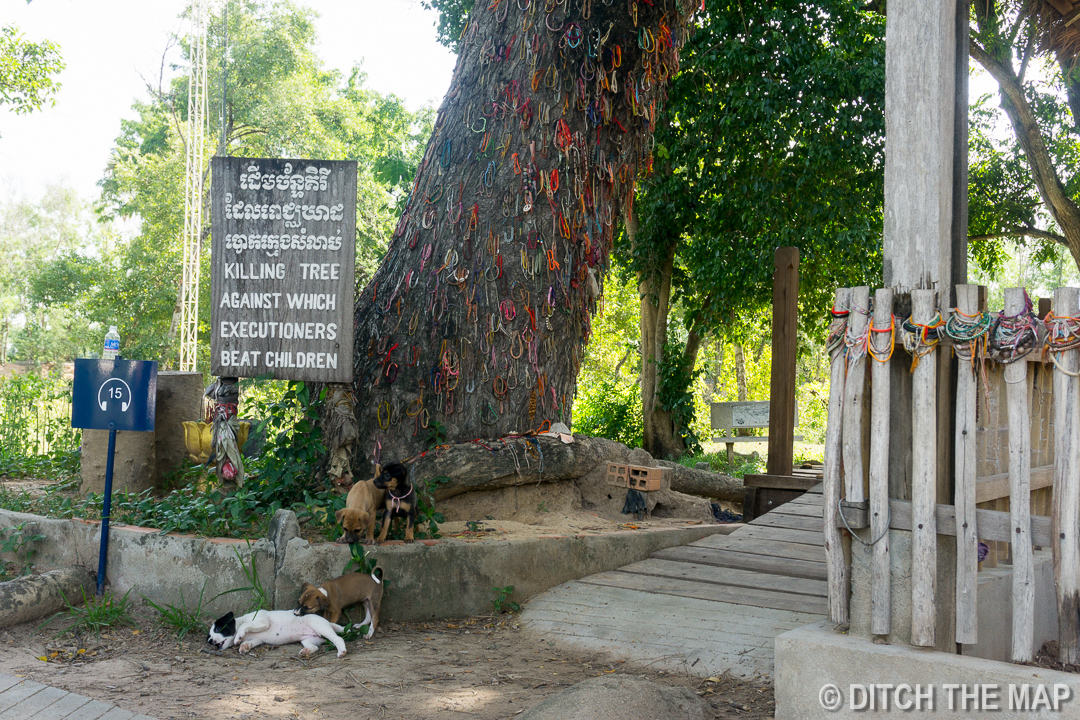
[179,0,209,372]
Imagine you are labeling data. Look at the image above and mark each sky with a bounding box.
[0,0,458,202]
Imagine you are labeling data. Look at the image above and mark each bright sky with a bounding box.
[0,0,458,202]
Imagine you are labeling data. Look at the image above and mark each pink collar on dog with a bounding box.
[388,486,410,512]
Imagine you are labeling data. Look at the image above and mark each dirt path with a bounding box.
[0,606,774,719]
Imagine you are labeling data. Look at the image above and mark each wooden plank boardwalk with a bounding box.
[0,672,158,720]
[521,484,827,678]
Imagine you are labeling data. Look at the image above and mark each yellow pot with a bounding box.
[181,421,250,464]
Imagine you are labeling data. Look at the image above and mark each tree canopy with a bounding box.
[968,0,1080,269]
[0,24,63,120]
[89,0,431,364]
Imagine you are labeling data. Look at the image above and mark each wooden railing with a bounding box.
[825,284,1080,664]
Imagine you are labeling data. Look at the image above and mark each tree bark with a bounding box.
[341,0,697,467]
[638,229,682,459]
[411,433,744,502]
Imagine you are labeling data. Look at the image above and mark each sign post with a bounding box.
[72,359,157,595]
[210,157,357,383]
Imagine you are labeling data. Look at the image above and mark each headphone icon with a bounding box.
[98,378,133,413]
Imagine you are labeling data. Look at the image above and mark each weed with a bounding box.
[0,522,46,578]
[53,588,136,638]
[211,542,269,614]
[536,501,548,513]
[424,420,448,450]
[344,543,379,576]
[491,586,520,614]
[465,520,484,532]
[143,585,208,641]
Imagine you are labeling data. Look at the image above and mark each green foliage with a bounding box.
[0,522,46,579]
[91,0,432,366]
[0,24,63,117]
[0,370,81,479]
[420,0,474,50]
[573,377,643,447]
[243,381,328,508]
[53,589,136,639]
[656,338,702,455]
[345,543,378,576]
[491,585,519,614]
[411,475,449,540]
[629,0,885,342]
[143,585,208,641]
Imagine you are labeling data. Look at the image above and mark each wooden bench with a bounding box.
[710,401,800,464]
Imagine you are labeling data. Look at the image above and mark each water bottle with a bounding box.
[103,325,120,360]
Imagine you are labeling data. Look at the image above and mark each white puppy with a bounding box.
[207,609,347,658]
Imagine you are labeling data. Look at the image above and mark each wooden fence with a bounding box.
[824,284,1080,664]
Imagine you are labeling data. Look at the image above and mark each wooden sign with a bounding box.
[210,157,357,382]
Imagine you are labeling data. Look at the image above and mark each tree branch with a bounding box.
[970,39,1080,245]
[968,226,1066,244]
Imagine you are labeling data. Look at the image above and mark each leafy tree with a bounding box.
[0,24,63,120]
[968,0,1080,269]
[94,0,431,364]
[627,0,886,457]
[0,186,105,363]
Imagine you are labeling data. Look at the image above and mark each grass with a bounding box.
[681,442,825,478]
[143,585,208,641]
[52,588,137,638]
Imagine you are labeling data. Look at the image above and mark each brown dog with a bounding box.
[294,571,383,638]
[335,466,386,544]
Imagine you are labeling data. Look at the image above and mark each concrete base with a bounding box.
[965,549,1059,662]
[850,528,957,653]
[775,624,1080,718]
[0,507,729,622]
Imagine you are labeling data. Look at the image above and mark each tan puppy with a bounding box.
[294,572,383,638]
[335,466,386,544]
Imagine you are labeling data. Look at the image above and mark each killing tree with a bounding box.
[333,0,698,469]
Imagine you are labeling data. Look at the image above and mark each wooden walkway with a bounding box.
[521,485,827,678]
[0,672,158,720]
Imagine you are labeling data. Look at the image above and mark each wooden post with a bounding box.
[767,247,800,477]
[824,287,851,625]
[1052,286,1080,664]
[953,285,980,646]
[1003,287,1034,661]
[870,288,893,635]
[910,289,938,647]
[842,287,871,503]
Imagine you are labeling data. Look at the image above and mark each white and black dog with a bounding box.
[207,609,347,658]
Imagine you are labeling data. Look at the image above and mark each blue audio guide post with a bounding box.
[72,359,157,595]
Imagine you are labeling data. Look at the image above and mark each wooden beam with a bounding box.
[910,289,939,647]
[1052,287,1080,664]
[744,474,821,491]
[1004,287,1035,662]
[976,466,1054,504]
[870,287,893,636]
[824,288,851,625]
[767,247,800,477]
[837,499,1053,548]
[842,286,871,503]
[953,285,980,645]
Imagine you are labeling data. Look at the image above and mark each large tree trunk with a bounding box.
[342,0,696,468]
[637,221,683,459]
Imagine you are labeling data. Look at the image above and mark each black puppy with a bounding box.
[372,462,417,543]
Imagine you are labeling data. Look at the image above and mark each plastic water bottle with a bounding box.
[103,325,120,360]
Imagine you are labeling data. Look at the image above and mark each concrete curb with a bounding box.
[0,508,732,623]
